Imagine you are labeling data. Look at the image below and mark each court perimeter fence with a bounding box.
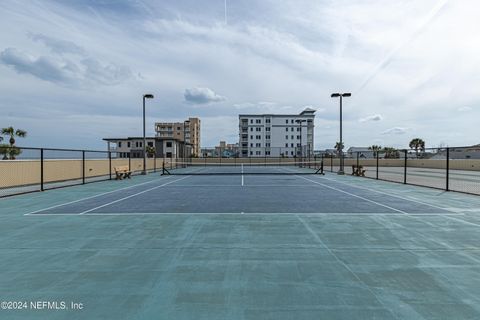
[1,146,480,197]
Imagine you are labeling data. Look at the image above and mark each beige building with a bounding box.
[155,118,201,157]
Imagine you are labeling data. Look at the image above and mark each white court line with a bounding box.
[24,175,173,216]
[241,164,244,186]
[317,174,454,213]
[27,212,465,216]
[79,175,192,214]
[295,175,407,214]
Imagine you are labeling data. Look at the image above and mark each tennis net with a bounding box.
[162,160,324,175]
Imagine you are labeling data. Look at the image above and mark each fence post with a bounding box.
[128,152,132,172]
[376,151,379,180]
[154,153,156,173]
[403,150,407,184]
[446,147,450,191]
[356,152,359,168]
[40,148,44,191]
[82,150,86,184]
[330,155,333,172]
[108,151,112,180]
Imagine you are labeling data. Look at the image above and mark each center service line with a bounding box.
[241,164,244,186]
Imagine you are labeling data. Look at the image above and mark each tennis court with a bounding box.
[2,165,480,319]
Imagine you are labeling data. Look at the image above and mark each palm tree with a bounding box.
[1,127,27,160]
[368,145,382,158]
[383,147,399,159]
[409,138,425,158]
[334,142,344,156]
[145,146,156,158]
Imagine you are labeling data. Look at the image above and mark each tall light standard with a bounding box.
[142,94,154,175]
[331,92,351,175]
[295,119,307,162]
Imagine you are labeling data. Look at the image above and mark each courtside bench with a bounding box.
[114,165,132,180]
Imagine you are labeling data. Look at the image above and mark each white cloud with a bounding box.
[184,87,226,104]
[382,127,409,135]
[359,114,383,122]
[28,33,86,56]
[458,106,472,112]
[0,47,133,87]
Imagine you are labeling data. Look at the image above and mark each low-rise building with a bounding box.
[103,137,191,159]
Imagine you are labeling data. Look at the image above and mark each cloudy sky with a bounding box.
[0,0,478,150]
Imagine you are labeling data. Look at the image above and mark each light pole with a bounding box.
[331,92,351,175]
[295,119,307,163]
[142,94,154,175]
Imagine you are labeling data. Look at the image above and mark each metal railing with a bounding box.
[0,147,162,198]
[321,146,480,195]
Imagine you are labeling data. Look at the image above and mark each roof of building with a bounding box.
[239,108,316,117]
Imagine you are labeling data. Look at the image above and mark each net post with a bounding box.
[40,148,44,191]
[356,152,359,168]
[446,147,450,191]
[376,151,379,180]
[82,150,86,184]
[403,149,407,184]
[129,151,132,172]
[330,155,333,172]
[108,151,112,180]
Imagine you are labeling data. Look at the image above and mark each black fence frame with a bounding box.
[0,146,160,198]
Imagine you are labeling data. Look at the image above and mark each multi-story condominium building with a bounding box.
[238,108,315,157]
[155,118,201,157]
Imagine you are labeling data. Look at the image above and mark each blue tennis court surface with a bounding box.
[2,172,480,319]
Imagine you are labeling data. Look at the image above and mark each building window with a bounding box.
[166,142,172,147]
[256,151,261,155]
[266,135,270,139]
[297,136,300,139]
[118,141,122,148]
[266,119,271,123]
[250,143,253,147]
[256,135,261,139]
[297,127,300,131]
[285,128,288,132]
[291,151,294,155]
[265,127,270,132]
[285,135,288,139]
[127,142,131,148]
[291,143,294,147]
[285,143,288,147]
[256,119,261,124]
[250,135,253,139]
[148,142,153,147]
[250,128,253,131]
[285,119,288,124]
[266,151,270,155]
[250,151,253,155]
[291,135,294,139]
[256,128,261,132]
[266,143,270,147]
[256,143,261,147]
[250,119,253,124]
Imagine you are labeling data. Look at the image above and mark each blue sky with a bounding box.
[0,0,478,150]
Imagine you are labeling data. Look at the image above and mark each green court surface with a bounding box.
[1,172,480,319]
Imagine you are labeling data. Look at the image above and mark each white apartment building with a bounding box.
[238,108,316,157]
